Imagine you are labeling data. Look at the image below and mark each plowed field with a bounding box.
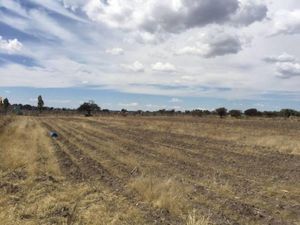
[0,116,299,225]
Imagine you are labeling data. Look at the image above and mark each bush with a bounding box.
[280,109,299,118]
[215,107,227,118]
[191,109,203,117]
[244,108,261,117]
[78,101,100,116]
[229,109,242,118]
[262,111,279,117]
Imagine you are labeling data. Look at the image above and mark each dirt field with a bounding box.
[0,116,299,225]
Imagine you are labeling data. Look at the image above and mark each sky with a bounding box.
[0,0,300,111]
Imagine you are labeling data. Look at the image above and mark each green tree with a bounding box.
[216,107,227,118]
[121,108,128,116]
[37,95,44,113]
[3,98,10,113]
[280,109,298,118]
[78,100,100,116]
[244,108,260,117]
[229,109,242,118]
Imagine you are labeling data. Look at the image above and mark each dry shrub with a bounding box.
[186,209,210,225]
[129,176,189,214]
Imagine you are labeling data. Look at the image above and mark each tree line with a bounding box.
[0,96,299,118]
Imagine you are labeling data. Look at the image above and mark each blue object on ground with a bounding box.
[50,131,58,138]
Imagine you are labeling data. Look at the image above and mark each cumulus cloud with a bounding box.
[176,27,245,57]
[0,36,23,53]
[231,0,268,25]
[264,53,296,63]
[276,62,300,79]
[106,47,124,55]
[263,53,300,79]
[83,0,237,32]
[79,0,267,36]
[121,61,144,72]
[271,10,300,35]
[152,62,176,72]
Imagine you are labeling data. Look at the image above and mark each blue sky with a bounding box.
[0,0,300,110]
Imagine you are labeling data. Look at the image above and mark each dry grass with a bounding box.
[0,116,299,225]
[186,210,210,225]
[129,175,190,214]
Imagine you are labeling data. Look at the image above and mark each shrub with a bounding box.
[186,210,210,225]
[280,109,299,118]
[78,100,100,116]
[244,108,261,117]
[229,109,242,118]
[191,109,203,117]
[215,107,227,118]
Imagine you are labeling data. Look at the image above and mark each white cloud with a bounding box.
[106,47,124,55]
[0,36,23,53]
[152,62,176,72]
[28,0,86,22]
[231,0,268,25]
[121,61,144,72]
[62,0,86,11]
[118,102,139,108]
[263,53,300,79]
[82,0,238,32]
[176,27,246,57]
[271,10,300,35]
[264,53,296,63]
[276,62,300,79]
[80,0,267,36]
[170,98,182,102]
[1,0,300,106]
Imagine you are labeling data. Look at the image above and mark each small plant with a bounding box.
[186,209,210,225]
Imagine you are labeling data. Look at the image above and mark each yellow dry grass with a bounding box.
[186,210,210,225]
[0,116,299,225]
[129,175,191,214]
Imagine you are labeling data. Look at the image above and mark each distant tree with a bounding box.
[78,100,100,116]
[229,109,242,118]
[158,109,166,115]
[23,104,33,110]
[3,98,10,113]
[262,111,278,118]
[136,110,143,115]
[168,109,176,116]
[121,108,128,116]
[203,110,211,115]
[191,109,203,117]
[215,107,227,118]
[280,109,298,118]
[102,109,110,114]
[244,108,260,117]
[37,95,44,113]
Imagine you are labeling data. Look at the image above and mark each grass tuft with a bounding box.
[186,209,210,225]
